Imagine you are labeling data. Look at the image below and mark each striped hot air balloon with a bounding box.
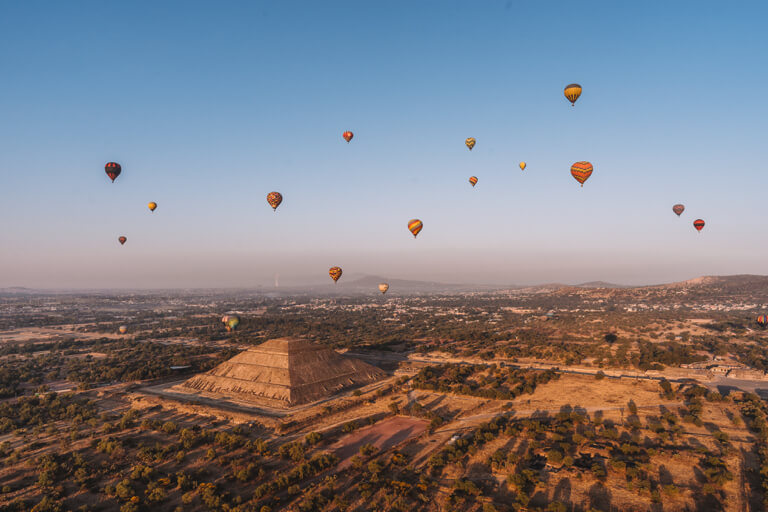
[408,219,423,238]
[693,219,705,232]
[672,204,685,216]
[570,161,593,187]
[267,192,283,211]
[329,266,342,283]
[757,315,768,328]
[465,137,476,151]
[469,176,478,187]
[564,83,582,106]
[105,162,121,182]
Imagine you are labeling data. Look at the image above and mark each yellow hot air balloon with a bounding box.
[329,266,342,283]
[465,137,476,151]
[408,219,423,238]
[469,176,478,187]
[118,325,128,334]
[519,162,526,171]
[378,283,389,294]
[148,202,157,212]
[564,83,582,106]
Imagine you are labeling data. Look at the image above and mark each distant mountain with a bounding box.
[576,281,633,289]
[314,275,508,294]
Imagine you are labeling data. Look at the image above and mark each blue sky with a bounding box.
[1,1,767,288]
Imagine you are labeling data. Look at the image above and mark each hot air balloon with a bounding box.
[225,315,240,332]
[118,325,128,334]
[118,236,127,245]
[343,131,354,143]
[329,266,342,283]
[267,192,283,211]
[105,162,121,182]
[672,204,685,216]
[221,315,230,324]
[564,84,582,106]
[465,138,476,151]
[378,283,389,294]
[148,202,157,212]
[570,162,593,187]
[693,219,705,232]
[408,219,423,238]
[519,162,526,171]
[469,176,478,187]
[757,315,768,328]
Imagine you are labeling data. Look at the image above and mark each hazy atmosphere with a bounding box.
[2,1,767,288]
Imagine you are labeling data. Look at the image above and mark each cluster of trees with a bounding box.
[412,364,560,400]
[0,393,96,433]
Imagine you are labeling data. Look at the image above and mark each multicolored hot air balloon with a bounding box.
[148,202,157,212]
[118,236,127,245]
[469,176,478,187]
[408,219,423,238]
[378,283,389,294]
[343,131,354,143]
[756,315,768,328]
[693,219,705,232]
[465,138,476,151]
[225,315,240,332]
[564,84,582,106]
[267,192,283,211]
[329,266,342,283]
[221,315,230,324]
[570,161,593,187]
[672,204,685,216]
[105,162,121,182]
[519,162,526,171]
[118,325,128,335]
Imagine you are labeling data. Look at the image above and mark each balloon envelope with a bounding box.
[519,162,526,171]
[118,236,127,245]
[469,176,478,187]
[329,266,342,283]
[118,325,128,334]
[465,137,476,151]
[408,219,423,238]
[570,162,593,187]
[693,219,705,232]
[105,162,121,182]
[378,283,389,294]
[564,83,582,105]
[343,131,354,143]
[226,315,240,331]
[148,202,157,212]
[672,204,685,216]
[757,315,768,327]
[267,192,283,211]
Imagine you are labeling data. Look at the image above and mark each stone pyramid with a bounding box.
[178,337,386,408]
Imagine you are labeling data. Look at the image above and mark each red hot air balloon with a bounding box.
[118,236,127,245]
[693,219,705,232]
[672,204,685,216]
[105,162,121,182]
[343,131,354,143]
[329,266,342,283]
[570,162,593,187]
[267,192,283,211]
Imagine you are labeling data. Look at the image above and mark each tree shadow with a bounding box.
[658,464,674,486]
[587,482,612,511]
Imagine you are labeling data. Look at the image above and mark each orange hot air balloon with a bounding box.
[465,137,476,151]
[105,162,121,182]
[378,283,389,294]
[118,236,127,245]
[570,161,593,187]
[519,162,526,171]
[148,202,157,212]
[267,192,283,211]
[118,325,128,334]
[329,266,342,283]
[672,204,685,216]
[564,83,582,106]
[693,219,705,232]
[343,131,354,143]
[469,176,478,187]
[408,219,423,238]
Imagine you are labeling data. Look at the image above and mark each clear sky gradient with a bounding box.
[1,1,767,288]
